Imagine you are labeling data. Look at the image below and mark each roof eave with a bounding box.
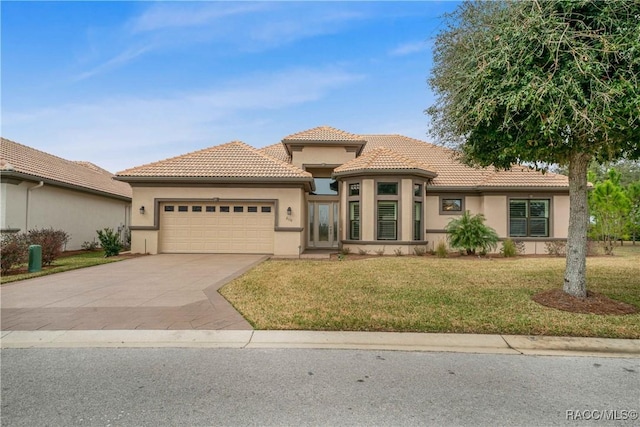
[1,170,132,201]
[114,175,315,191]
[332,168,437,180]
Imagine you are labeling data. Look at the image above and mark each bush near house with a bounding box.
[445,211,499,255]
[97,228,122,257]
[27,228,70,266]
[0,233,30,274]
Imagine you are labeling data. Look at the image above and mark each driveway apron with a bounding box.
[1,254,266,331]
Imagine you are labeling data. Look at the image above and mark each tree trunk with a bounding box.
[563,151,591,298]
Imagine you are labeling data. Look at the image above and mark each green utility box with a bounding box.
[28,245,42,273]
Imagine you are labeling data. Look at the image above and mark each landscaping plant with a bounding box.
[27,228,70,266]
[445,211,498,255]
[500,238,519,258]
[96,228,122,257]
[0,233,29,274]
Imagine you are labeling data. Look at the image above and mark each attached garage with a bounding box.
[159,202,275,254]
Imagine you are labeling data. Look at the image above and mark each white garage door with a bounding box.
[159,202,275,254]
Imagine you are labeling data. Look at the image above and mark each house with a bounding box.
[115,126,570,256]
[1,138,132,250]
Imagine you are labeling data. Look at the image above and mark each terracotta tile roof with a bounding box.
[259,142,291,163]
[259,132,567,189]
[1,138,132,199]
[334,147,437,177]
[282,125,366,143]
[116,141,312,180]
[478,165,569,188]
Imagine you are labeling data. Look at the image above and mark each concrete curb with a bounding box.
[1,330,639,357]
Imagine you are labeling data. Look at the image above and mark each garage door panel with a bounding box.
[159,202,274,254]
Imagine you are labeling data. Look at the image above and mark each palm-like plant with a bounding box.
[445,211,499,255]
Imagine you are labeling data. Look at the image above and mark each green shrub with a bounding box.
[435,240,448,258]
[445,211,499,255]
[500,239,519,257]
[1,232,29,274]
[340,247,351,255]
[97,228,122,257]
[27,228,70,266]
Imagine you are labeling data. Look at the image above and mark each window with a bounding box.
[220,206,230,213]
[509,199,550,237]
[377,182,398,195]
[349,183,360,196]
[441,198,462,212]
[261,206,272,213]
[413,202,422,241]
[414,184,422,197]
[164,206,175,212]
[178,205,188,212]
[192,206,202,212]
[248,206,258,213]
[349,202,360,240]
[313,178,338,195]
[234,206,244,213]
[206,206,215,212]
[377,201,397,240]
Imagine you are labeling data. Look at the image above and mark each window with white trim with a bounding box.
[349,201,360,240]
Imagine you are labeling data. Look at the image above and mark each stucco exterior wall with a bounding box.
[553,194,570,238]
[1,181,131,250]
[291,146,357,169]
[129,185,306,255]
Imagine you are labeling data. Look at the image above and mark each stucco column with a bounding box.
[361,179,374,241]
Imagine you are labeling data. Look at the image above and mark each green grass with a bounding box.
[1,251,126,284]
[220,245,640,338]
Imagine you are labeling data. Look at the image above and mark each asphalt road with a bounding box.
[1,348,638,426]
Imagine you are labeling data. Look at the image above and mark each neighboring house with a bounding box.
[1,138,132,250]
[115,126,570,256]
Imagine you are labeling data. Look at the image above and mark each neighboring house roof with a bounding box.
[116,141,313,187]
[0,137,132,200]
[333,147,437,179]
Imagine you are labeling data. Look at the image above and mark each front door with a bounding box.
[308,202,339,248]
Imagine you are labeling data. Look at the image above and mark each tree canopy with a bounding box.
[428,0,640,168]
[427,0,640,298]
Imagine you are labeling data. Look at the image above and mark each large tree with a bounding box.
[427,0,640,297]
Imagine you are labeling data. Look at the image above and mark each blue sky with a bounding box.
[2,1,460,173]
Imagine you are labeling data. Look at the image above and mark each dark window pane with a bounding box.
[414,202,422,240]
[206,206,215,212]
[178,206,188,212]
[234,206,243,213]
[377,182,398,195]
[530,218,549,237]
[220,206,230,213]
[349,202,360,240]
[164,206,174,212]
[509,200,527,218]
[261,206,271,213]
[349,183,360,196]
[509,218,528,237]
[192,206,202,212]
[414,184,422,197]
[248,206,258,213]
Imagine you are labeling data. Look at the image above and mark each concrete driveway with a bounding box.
[1,254,266,331]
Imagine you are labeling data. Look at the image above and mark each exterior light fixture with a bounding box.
[287,207,292,216]
[139,206,145,215]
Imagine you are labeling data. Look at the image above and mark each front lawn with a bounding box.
[1,251,127,284]
[220,246,640,338]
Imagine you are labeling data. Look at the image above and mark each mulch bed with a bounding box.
[532,289,638,315]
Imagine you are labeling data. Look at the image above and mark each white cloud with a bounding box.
[75,45,154,81]
[128,3,268,34]
[3,67,364,173]
[390,40,431,56]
